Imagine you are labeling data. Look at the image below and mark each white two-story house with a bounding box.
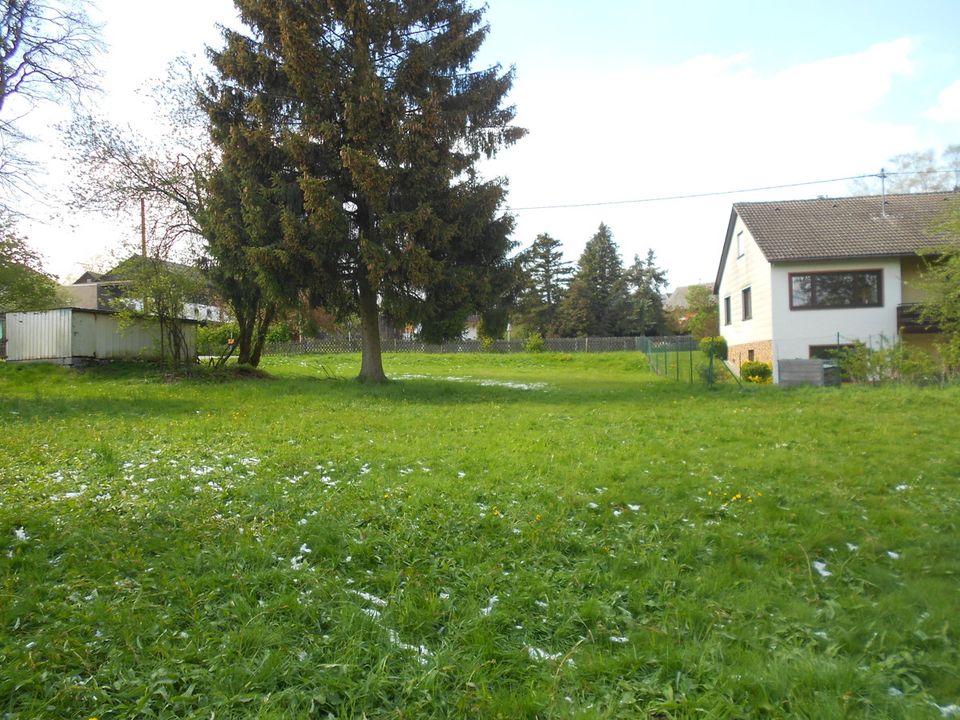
[714,191,960,382]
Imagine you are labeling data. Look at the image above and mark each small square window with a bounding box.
[747,349,755,362]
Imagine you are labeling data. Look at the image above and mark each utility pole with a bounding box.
[140,197,147,256]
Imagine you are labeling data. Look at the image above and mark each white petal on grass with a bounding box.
[13,527,29,541]
[610,636,629,644]
[587,502,599,510]
[480,595,499,616]
[937,704,960,718]
[299,543,312,555]
[627,504,641,511]
[361,607,381,620]
[887,551,901,560]
[888,687,903,697]
[350,590,388,607]
[527,646,573,664]
[387,629,431,665]
[894,484,909,491]
[846,543,859,552]
[812,561,832,577]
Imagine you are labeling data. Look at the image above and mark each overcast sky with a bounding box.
[15,0,960,289]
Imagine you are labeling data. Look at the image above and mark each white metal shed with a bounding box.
[4,308,198,365]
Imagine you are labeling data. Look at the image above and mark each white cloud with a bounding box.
[926,79,960,122]
[489,38,921,286]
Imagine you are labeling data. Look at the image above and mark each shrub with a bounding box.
[699,336,728,361]
[197,322,239,355]
[478,334,495,352]
[741,360,772,384]
[832,338,942,385]
[525,331,545,353]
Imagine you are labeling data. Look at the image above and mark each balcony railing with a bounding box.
[897,303,938,334]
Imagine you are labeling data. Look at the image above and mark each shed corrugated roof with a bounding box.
[734,191,960,262]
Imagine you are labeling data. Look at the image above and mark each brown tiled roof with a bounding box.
[735,191,960,262]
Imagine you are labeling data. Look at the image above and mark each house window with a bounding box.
[723,296,731,326]
[789,270,882,310]
[747,349,755,362]
[742,287,752,320]
[736,231,744,258]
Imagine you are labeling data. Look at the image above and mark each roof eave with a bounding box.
[713,208,740,295]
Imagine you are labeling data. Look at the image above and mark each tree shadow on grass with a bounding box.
[253,371,742,408]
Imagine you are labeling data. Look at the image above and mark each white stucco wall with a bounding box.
[770,258,902,377]
[717,215,773,347]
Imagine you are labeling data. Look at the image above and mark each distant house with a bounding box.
[665,283,714,328]
[714,191,960,382]
[64,256,229,323]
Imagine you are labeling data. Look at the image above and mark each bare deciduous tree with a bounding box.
[0,0,102,200]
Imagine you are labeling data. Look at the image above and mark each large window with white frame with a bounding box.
[789,270,882,310]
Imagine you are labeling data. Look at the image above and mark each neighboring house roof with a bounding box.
[72,271,103,284]
[715,191,960,292]
[665,283,713,311]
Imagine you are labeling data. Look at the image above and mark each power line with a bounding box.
[506,168,959,212]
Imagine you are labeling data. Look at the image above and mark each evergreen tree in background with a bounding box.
[622,249,668,336]
[558,223,627,336]
[204,0,525,382]
[515,232,571,336]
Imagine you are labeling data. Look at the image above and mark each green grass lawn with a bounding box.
[0,352,958,719]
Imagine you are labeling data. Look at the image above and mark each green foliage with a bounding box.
[514,233,571,336]
[197,321,244,356]
[524,331,545,353]
[114,256,204,366]
[1,354,958,717]
[203,0,525,381]
[670,284,719,339]
[478,333,495,352]
[558,223,627,336]
[0,223,65,312]
[699,336,728,361]
[740,360,772,383]
[621,249,668,336]
[832,339,941,385]
[556,225,667,338]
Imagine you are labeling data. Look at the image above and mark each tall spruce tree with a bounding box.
[622,249,667,336]
[204,0,525,382]
[559,223,627,336]
[515,233,571,335]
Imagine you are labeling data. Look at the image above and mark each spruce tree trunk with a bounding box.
[236,312,255,365]
[248,304,276,368]
[357,274,386,383]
